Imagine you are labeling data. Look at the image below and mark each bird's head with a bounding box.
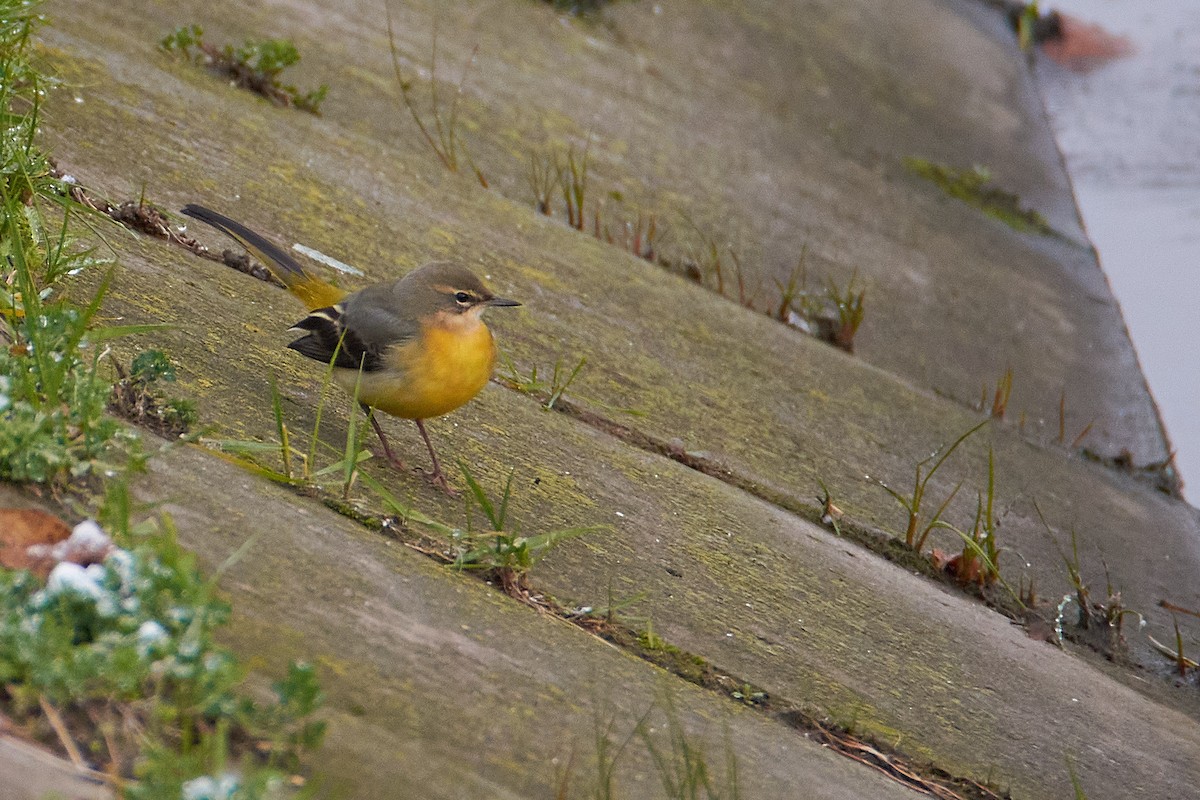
[404,262,520,330]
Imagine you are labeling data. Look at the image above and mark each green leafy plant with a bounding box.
[546,356,587,410]
[638,620,668,652]
[929,445,1024,608]
[1,3,325,791]
[0,3,150,485]
[729,683,767,707]
[160,24,328,114]
[566,582,648,631]
[213,353,371,498]
[497,353,587,411]
[110,349,198,437]
[0,484,325,793]
[0,283,140,483]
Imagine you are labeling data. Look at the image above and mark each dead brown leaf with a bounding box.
[0,508,72,578]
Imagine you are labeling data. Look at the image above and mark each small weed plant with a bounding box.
[560,142,590,230]
[386,11,487,185]
[0,484,325,794]
[110,349,199,437]
[356,467,603,600]
[161,24,328,113]
[558,698,740,800]
[1037,505,1141,652]
[636,699,741,800]
[982,366,1014,419]
[452,463,600,593]
[1149,602,1200,677]
[1,3,327,792]
[212,368,371,501]
[877,420,988,552]
[528,149,560,215]
[903,156,1054,236]
[929,444,1023,606]
[498,352,587,411]
[824,271,865,353]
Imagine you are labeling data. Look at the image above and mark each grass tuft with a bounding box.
[498,352,588,411]
[981,366,1013,420]
[0,1,146,486]
[876,420,988,552]
[1037,504,1139,654]
[386,11,487,186]
[450,463,603,596]
[559,142,590,230]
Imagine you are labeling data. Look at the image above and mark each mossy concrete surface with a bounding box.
[30,215,1200,796]
[12,0,1200,797]
[0,734,110,800]
[0,462,923,800]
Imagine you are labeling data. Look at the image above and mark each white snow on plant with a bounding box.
[182,773,241,800]
[136,620,169,656]
[25,518,113,566]
[44,562,105,601]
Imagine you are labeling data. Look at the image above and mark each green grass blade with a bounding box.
[914,480,963,553]
[357,469,455,536]
[458,461,500,530]
[925,419,989,481]
[269,376,291,481]
[495,468,515,531]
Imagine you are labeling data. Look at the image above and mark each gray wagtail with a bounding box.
[181,204,520,492]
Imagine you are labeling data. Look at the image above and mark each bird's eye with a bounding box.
[454,291,472,304]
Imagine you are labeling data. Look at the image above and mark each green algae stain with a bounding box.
[904,156,1057,237]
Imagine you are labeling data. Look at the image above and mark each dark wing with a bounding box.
[287,304,385,372]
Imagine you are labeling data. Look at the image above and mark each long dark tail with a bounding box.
[181,204,345,309]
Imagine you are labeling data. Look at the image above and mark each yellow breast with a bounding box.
[335,318,497,420]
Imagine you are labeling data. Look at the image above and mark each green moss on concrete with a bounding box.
[904,156,1056,235]
[31,2,1200,798]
